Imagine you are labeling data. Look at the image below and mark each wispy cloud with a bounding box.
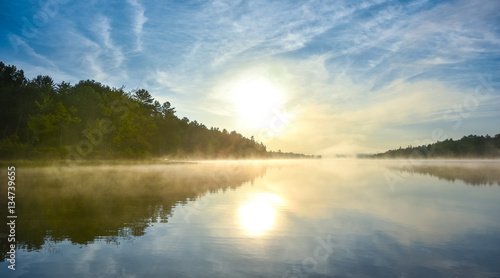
[64,15,127,84]
[143,0,393,115]
[332,0,500,89]
[9,37,58,69]
[93,16,125,68]
[127,0,148,52]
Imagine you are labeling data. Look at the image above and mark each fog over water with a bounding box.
[1,159,499,277]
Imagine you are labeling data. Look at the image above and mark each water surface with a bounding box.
[1,159,500,277]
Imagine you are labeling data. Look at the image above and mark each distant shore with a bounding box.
[371,134,500,159]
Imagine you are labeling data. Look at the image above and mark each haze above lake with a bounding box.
[1,159,500,278]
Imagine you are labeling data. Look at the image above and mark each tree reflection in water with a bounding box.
[0,162,268,258]
[389,161,500,186]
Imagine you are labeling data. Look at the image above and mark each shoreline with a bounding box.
[3,157,500,168]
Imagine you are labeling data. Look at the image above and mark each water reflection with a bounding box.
[238,193,284,236]
[1,160,499,278]
[0,162,268,259]
[387,160,500,186]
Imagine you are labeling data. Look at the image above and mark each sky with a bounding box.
[1,0,499,156]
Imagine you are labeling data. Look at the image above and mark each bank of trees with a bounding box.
[0,62,314,160]
[373,134,500,159]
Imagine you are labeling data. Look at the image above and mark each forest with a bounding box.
[372,134,500,159]
[0,62,316,160]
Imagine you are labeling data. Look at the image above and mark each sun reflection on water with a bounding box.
[238,193,284,236]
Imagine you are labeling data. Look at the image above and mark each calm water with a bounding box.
[1,159,500,277]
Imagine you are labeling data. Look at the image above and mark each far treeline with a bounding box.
[372,134,500,159]
[0,62,317,160]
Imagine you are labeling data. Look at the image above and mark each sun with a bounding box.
[231,77,285,128]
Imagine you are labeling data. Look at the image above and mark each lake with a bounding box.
[1,159,500,277]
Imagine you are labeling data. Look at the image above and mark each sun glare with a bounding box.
[238,193,284,236]
[230,77,285,128]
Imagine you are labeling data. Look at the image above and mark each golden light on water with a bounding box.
[238,193,284,236]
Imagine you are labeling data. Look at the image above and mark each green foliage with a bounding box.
[373,134,500,159]
[0,61,314,160]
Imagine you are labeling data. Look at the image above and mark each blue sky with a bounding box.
[1,0,499,155]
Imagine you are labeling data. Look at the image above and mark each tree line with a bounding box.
[0,61,316,160]
[372,134,500,159]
